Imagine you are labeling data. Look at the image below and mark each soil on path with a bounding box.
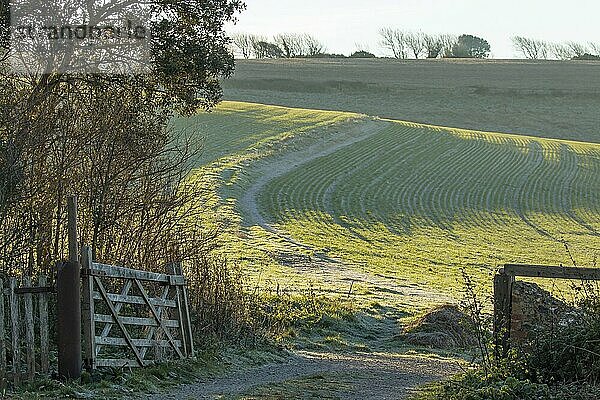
[143,350,461,399]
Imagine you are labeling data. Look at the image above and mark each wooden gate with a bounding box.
[81,246,193,370]
[0,275,52,385]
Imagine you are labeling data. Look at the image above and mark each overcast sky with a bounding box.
[227,0,600,58]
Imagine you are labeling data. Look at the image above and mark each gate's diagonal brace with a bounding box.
[139,285,170,359]
[96,279,133,356]
[94,277,146,367]
[133,279,184,359]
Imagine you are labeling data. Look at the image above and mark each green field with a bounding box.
[223,59,600,143]
[175,100,600,312]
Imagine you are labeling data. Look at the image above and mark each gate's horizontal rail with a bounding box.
[95,359,150,368]
[89,263,186,285]
[1,286,55,295]
[92,292,177,308]
[94,314,180,328]
[502,264,600,280]
[95,337,182,348]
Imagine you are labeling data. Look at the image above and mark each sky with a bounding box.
[227,0,600,59]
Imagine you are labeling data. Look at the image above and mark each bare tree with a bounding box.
[423,34,444,58]
[231,33,254,59]
[272,33,325,58]
[381,29,457,59]
[274,33,306,58]
[249,34,268,58]
[379,28,397,57]
[405,31,425,59]
[379,28,407,59]
[512,36,549,59]
[440,34,458,58]
[567,41,588,58]
[589,42,600,56]
[253,40,283,59]
[302,34,325,56]
[354,42,371,53]
[550,43,576,60]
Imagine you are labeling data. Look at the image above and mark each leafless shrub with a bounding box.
[461,268,493,375]
[379,27,408,59]
[405,31,425,59]
[512,36,549,59]
[273,33,302,58]
[423,34,445,59]
[186,255,265,343]
[231,33,255,59]
[550,43,574,60]
[567,41,589,58]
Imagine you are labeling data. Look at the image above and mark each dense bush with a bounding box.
[418,371,600,400]
[572,54,600,61]
[450,34,491,58]
[350,51,376,58]
[522,295,600,384]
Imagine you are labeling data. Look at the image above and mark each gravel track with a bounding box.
[143,351,461,399]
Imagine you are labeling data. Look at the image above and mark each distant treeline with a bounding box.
[231,30,599,61]
[230,33,374,59]
[378,29,490,59]
[512,37,600,60]
[231,30,490,60]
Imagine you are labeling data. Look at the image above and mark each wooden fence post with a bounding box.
[0,279,5,383]
[38,275,49,374]
[493,270,513,359]
[174,263,193,357]
[81,246,95,372]
[9,278,20,386]
[57,196,82,379]
[23,278,35,380]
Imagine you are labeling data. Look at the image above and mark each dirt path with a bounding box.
[143,351,461,399]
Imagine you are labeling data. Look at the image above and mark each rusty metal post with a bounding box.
[57,196,82,379]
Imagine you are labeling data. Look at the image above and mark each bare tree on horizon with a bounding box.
[567,41,589,58]
[405,31,425,59]
[551,42,576,60]
[231,33,254,59]
[423,34,445,58]
[512,36,549,59]
[303,34,325,56]
[379,28,407,59]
